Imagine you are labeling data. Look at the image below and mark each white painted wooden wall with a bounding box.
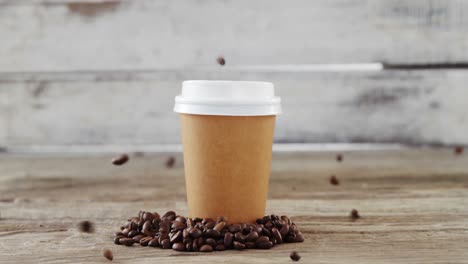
[1,0,468,150]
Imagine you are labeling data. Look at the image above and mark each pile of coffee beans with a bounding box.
[113,211,304,252]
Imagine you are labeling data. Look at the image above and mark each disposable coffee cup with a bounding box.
[174,80,281,223]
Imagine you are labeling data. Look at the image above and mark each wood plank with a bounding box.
[0,149,467,263]
[1,70,468,147]
[1,0,468,72]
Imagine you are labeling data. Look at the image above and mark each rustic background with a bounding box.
[1,0,468,152]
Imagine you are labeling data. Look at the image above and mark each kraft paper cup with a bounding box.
[174,80,281,223]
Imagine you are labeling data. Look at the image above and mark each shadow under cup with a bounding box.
[180,114,276,223]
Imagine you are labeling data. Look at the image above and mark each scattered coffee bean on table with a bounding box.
[350,209,360,220]
[336,153,343,162]
[454,146,464,155]
[103,249,113,261]
[217,56,226,66]
[112,210,304,252]
[290,251,301,261]
[78,220,94,233]
[165,156,176,168]
[112,154,129,166]
[329,175,339,185]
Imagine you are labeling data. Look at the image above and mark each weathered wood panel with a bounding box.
[1,70,468,148]
[1,0,468,72]
[0,150,467,263]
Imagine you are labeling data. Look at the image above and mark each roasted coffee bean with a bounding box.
[290,251,301,261]
[330,175,339,185]
[272,228,282,243]
[256,218,263,225]
[254,225,263,233]
[103,249,113,261]
[204,229,220,238]
[171,221,186,230]
[234,232,245,243]
[224,232,233,248]
[161,239,171,249]
[228,224,241,233]
[213,221,226,232]
[128,230,140,238]
[350,209,360,220]
[205,238,216,247]
[216,56,226,66]
[165,156,176,168]
[256,236,270,244]
[148,238,159,247]
[113,236,122,245]
[112,154,129,165]
[159,233,169,244]
[336,153,343,162]
[140,236,152,246]
[187,218,194,228]
[189,227,202,238]
[137,220,145,230]
[280,224,289,237]
[142,221,153,235]
[245,231,259,242]
[281,215,291,225]
[172,242,185,251]
[295,232,305,242]
[261,215,271,224]
[265,221,273,229]
[78,220,94,233]
[257,241,273,249]
[129,221,138,231]
[205,221,216,230]
[245,242,256,249]
[132,234,145,243]
[114,232,124,237]
[200,244,213,252]
[289,224,298,234]
[153,212,160,220]
[193,217,203,223]
[142,212,154,222]
[175,216,186,223]
[197,237,204,246]
[273,220,283,228]
[170,230,182,243]
[119,238,135,246]
[192,240,199,251]
[271,215,279,221]
[183,228,190,238]
[215,244,225,251]
[284,234,296,243]
[151,219,160,229]
[233,241,245,250]
[242,225,251,235]
[262,228,272,237]
[185,242,192,251]
[455,146,464,155]
[162,211,176,219]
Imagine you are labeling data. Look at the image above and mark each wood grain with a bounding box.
[0,149,467,263]
[1,0,468,72]
[1,70,468,148]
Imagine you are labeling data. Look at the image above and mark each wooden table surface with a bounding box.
[0,149,467,263]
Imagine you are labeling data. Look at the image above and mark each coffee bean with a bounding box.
[245,242,256,249]
[129,221,138,231]
[113,236,122,245]
[204,229,220,238]
[228,224,241,233]
[170,230,182,243]
[119,238,135,246]
[142,221,153,235]
[216,56,226,66]
[336,153,343,162]
[128,230,140,238]
[262,228,271,237]
[350,209,360,220]
[183,228,190,238]
[200,244,213,252]
[112,154,129,166]
[272,227,282,244]
[139,236,152,246]
[205,221,216,229]
[193,217,203,223]
[256,236,270,245]
[114,232,124,237]
[175,215,186,223]
[224,232,233,248]
[234,232,245,243]
[172,242,185,251]
[257,241,273,249]
[189,227,202,238]
[281,215,291,225]
[78,220,94,233]
[330,175,339,185]
[261,215,271,224]
[185,242,192,251]
[141,212,153,222]
[295,232,304,242]
[284,234,296,243]
[264,221,273,229]
[213,221,226,232]
[192,240,199,251]
[215,244,225,251]
[132,234,145,243]
[103,249,113,261]
[245,231,259,242]
[280,224,289,237]
[148,238,159,247]
[205,238,216,247]
[161,239,171,249]
[289,224,298,234]
[455,146,464,155]
[290,251,301,261]
[165,156,176,168]
[162,211,176,219]
[271,215,279,221]
[171,221,186,230]
[197,237,204,246]
[187,218,194,228]
[254,225,263,233]
[233,241,245,250]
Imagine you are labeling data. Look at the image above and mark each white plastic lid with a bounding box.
[174,80,281,116]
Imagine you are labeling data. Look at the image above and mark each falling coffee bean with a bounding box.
[330,175,339,185]
[103,249,113,261]
[350,209,360,220]
[216,56,226,66]
[165,156,176,168]
[200,244,213,252]
[290,251,301,261]
[78,220,94,233]
[112,154,129,166]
